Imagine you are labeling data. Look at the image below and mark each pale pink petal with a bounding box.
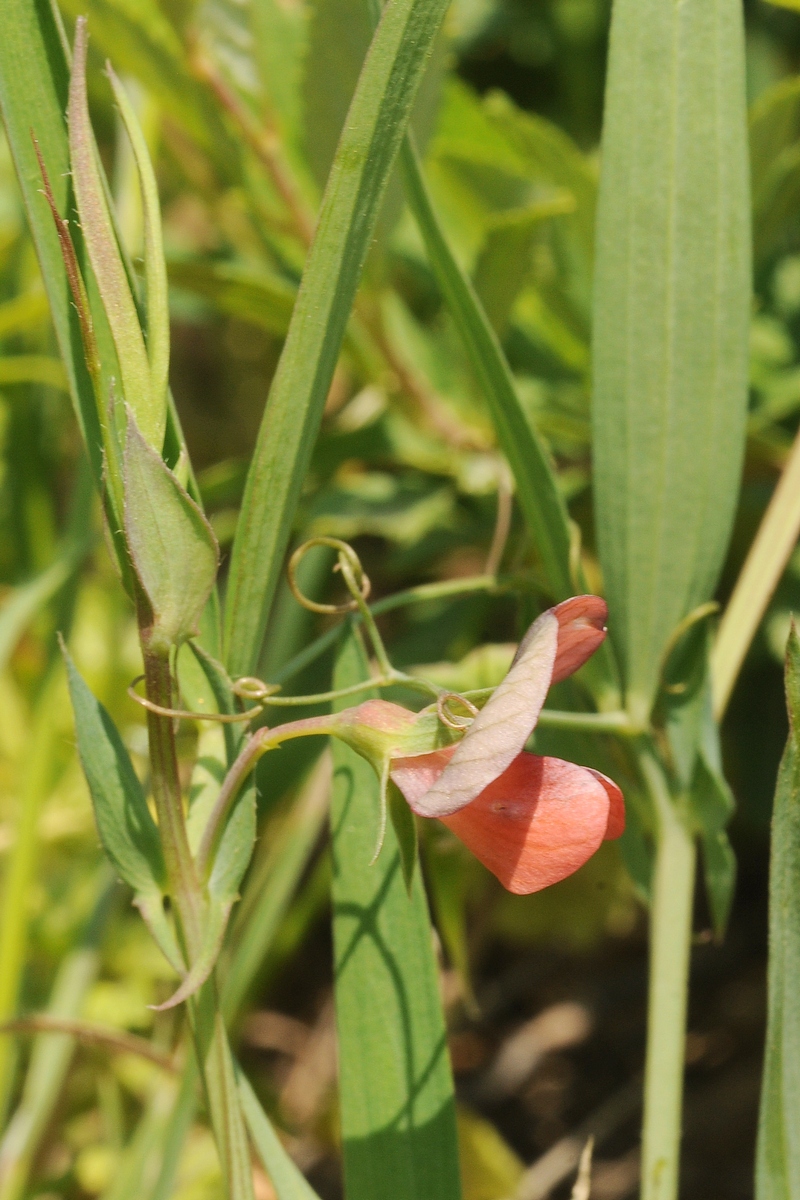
[585,767,626,839]
[409,612,560,818]
[391,745,455,811]
[440,753,610,894]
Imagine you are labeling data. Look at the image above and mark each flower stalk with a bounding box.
[639,750,696,1200]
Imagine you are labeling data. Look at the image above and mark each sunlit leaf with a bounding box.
[592,0,751,722]
[223,0,452,677]
[108,65,170,414]
[68,19,163,451]
[331,627,461,1200]
[756,625,800,1198]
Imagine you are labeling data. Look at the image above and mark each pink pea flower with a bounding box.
[342,596,624,895]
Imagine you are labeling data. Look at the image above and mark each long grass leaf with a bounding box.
[222,0,451,677]
[592,0,751,721]
[330,626,461,1200]
[68,19,163,450]
[755,627,800,1198]
[399,135,572,603]
[0,0,106,490]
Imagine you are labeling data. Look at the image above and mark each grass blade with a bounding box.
[330,626,461,1200]
[237,1070,322,1200]
[756,626,800,1199]
[68,19,163,451]
[712,424,800,719]
[0,0,106,491]
[108,65,170,412]
[592,0,751,722]
[399,136,572,602]
[222,0,451,677]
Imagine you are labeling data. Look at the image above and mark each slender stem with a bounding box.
[263,671,439,707]
[452,695,636,735]
[142,649,202,948]
[639,751,696,1200]
[536,708,635,734]
[273,572,532,687]
[711,421,800,720]
[484,469,513,576]
[0,1018,175,1071]
[141,648,254,1200]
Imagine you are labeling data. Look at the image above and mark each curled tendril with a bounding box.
[127,674,278,724]
[288,537,371,614]
[436,691,480,731]
[232,676,281,702]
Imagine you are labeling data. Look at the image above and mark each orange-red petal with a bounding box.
[391,745,456,812]
[439,752,612,895]
[550,595,608,683]
[585,767,626,839]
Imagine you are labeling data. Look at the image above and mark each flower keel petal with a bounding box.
[440,753,611,894]
[585,767,626,839]
[549,595,608,683]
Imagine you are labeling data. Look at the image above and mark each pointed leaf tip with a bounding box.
[124,413,219,654]
[68,18,164,450]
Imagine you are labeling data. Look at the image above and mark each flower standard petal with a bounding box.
[439,753,612,895]
[409,612,560,817]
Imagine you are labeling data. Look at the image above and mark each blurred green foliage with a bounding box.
[2,0,800,1196]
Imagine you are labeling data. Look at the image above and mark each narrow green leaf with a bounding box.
[692,751,736,939]
[399,136,573,603]
[331,627,461,1200]
[0,879,112,1200]
[58,0,239,178]
[68,19,163,450]
[62,647,183,972]
[755,626,800,1199]
[237,1070,322,1200]
[592,0,751,722]
[151,898,232,1012]
[123,416,219,654]
[223,0,451,677]
[0,0,106,491]
[107,65,170,413]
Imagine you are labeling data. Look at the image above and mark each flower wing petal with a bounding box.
[440,753,610,894]
[411,612,559,817]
